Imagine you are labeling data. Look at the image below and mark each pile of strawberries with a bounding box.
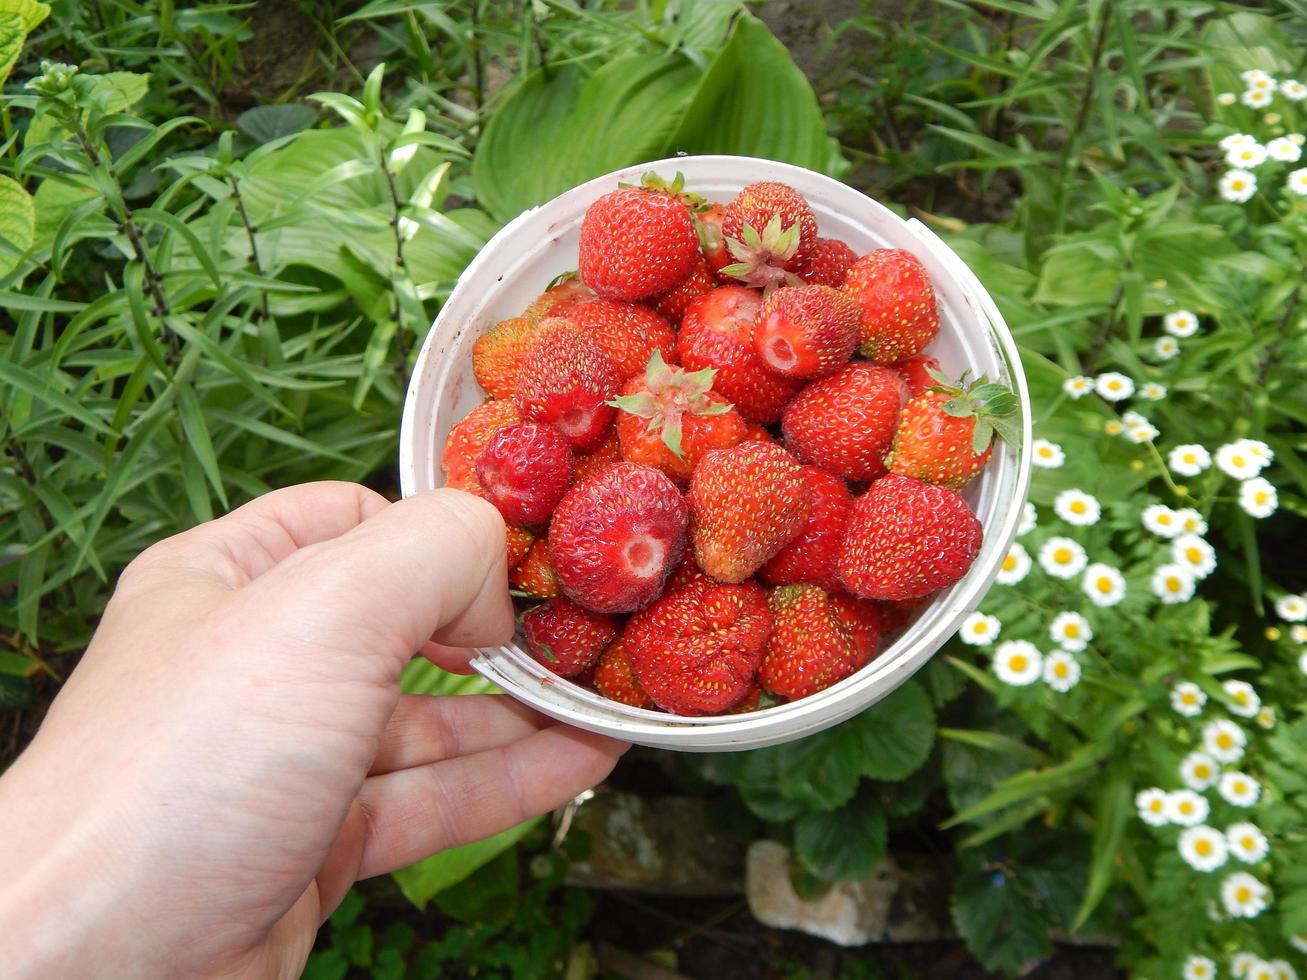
[440,172,1019,716]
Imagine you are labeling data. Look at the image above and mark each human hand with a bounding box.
[0,483,627,979]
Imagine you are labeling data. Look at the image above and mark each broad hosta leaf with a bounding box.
[793,791,888,881]
[237,104,319,144]
[0,173,35,276]
[666,12,841,175]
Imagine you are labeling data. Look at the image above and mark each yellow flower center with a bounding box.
[1196,838,1213,856]
[1235,690,1249,704]
[1166,576,1182,592]
[1149,799,1163,812]
[1108,381,1121,391]
[1158,513,1173,525]
[975,622,988,633]
[1232,179,1247,191]
[1233,454,1247,467]
[1096,577,1113,593]
[1195,764,1210,778]
[1186,547,1202,563]
[1179,800,1194,815]
[1038,447,1051,458]
[1218,733,1233,749]
[1183,453,1196,463]
[1106,421,1123,434]
[1184,518,1199,531]
[1054,547,1071,563]
[1070,500,1087,514]
[1064,624,1080,638]
[1234,780,1248,793]
[1182,692,1198,704]
[1242,835,1256,850]
[1003,554,1017,571]
[1054,662,1069,678]
[1009,654,1028,672]
[1236,886,1253,903]
[1255,490,1269,505]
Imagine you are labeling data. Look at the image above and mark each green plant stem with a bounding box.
[1254,276,1302,387]
[1054,4,1113,236]
[1083,268,1129,374]
[227,175,270,323]
[379,149,411,359]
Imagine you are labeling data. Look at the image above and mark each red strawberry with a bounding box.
[651,254,717,325]
[837,474,983,601]
[625,577,771,715]
[593,638,654,709]
[843,248,940,364]
[798,237,858,287]
[678,286,802,424]
[565,299,677,380]
[688,441,808,583]
[578,177,699,303]
[522,276,595,321]
[665,552,708,593]
[727,686,763,714]
[761,466,853,590]
[510,537,562,599]
[506,524,534,570]
[472,317,538,400]
[441,399,522,493]
[781,363,907,481]
[893,353,942,398]
[523,599,619,678]
[612,352,746,483]
[513,321,622,450]
[753,285,859,379]
[697,204,731,274]
[548,462,688,613]
[759,585,883,700]
[571,430,621,485]
[742,422,775,444]
[475,422,572,526]
[885,374,1019,490]
[720,182,818,289]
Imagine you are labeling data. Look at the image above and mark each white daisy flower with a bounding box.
[1239,477,1277,518]
[1083,563,1126,607]
[1226,823,1269,863]
[1139,382,1167,401]
[1062,375,1094,399]
[1153,336,1181,361]
[1142,504,1182,538]
[1172,535,1217,579]
[1219,771,1261,807]
[1216,442,1265,479]
[1300,651,1307,676]
[1031,439,1065,468]
[1220,132,1256,150]
[1169,444,1212,477]
[1222,680,1261,719]
[1292,937,1307,955]
[1164,310,1199,337]
[959,611,1000,647]
[1217,91,1237,106]
[1267,135,1303,162]
[1227,141,1269,168]
[1256,706,1276,730]
[1122,411,1147,427]
[1136,787,1169,826]
[1043,650,1081,692]
[1184,955,1220,980]
[1173,681,1208,717]
[1289,168,1307,196]
[1038,537,1087,580]
[1167,789,1210,826]
[1220,169,1258,202]
[1234,953,1261,978]
[1241,69,1274,86]
[1055,489,1101,526]
[1095,372,1134,401]
[1017,501,1037,536]
[992,640,1042,686]
[1221,871,1269,918]
[1236,438,1273,465]
[1104,419,1125,437]
[1276,595,1307,622]
[1293,624,1307,642]
[1293,134,1307,146]
[1179,826,1228,872]
[995,542,1032,585]
[1180,751,1220,791]
[1241,89,1273,110]
[1269,961,1297,980]
[1281,79,1307,100]
[1204,720,1247,763]
[1049,611,1092,652]
[1128,421,1160,443]
[1249,962,1279,980]
[1176,508,1207,536]
[1152,564,1197,604]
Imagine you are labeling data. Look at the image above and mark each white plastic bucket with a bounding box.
[399,155,1032,752]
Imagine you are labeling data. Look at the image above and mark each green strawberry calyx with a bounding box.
[617,170,708,212]
[925,366,1022,455]
[608,350,733,459]
[720,213,805,294]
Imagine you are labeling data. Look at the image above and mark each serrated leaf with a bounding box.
[794,792,887,881]
[854,680,936,781]
[952,855,1053,975]
[0,173,35,277]
[88,72,151,113]
[0,0,50,32]
[0,13,24,89]
[990,415,1023,449]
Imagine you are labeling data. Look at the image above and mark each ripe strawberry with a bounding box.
[782,363,907,481]
[678,286,801,423]
[837,474,983,601]
[651,254,717,324]
[761,466,853,590]
[696,204,731,274]
[571,430,622,485]
[510,537,562,599]
[475,422,572,526]
[523,599,619,678]
[612,352,746,483]
[753,285,859,379]
[593,638,654,709]
[688,441,808,583]
[885,373,1019,490]
[727,686,763,714]
[893,353,942,398]
[720,182,818,289]
[513,321,622,450]
[664,552,708,593]
[506,524,534,570]
[843,248,940,364]
[742,422,775,444]
[522,276,595,321]
[548,462,688,613]
[798,237,858,287]
[625,577,771,715]
[578,176,699,303]
[472,317,538,400]
[441,399,521,493]
[565,299,677,380]
[759,585,883,700]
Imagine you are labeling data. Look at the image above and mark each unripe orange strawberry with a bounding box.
[753,285,859,379]
[522,276,596,321]
[505,524,534,570]
[579,177,699,302]
[566,299,677,380]
[441,399,522,493]
[473,317,539,399]
[760,585,883,700]
[510,537,561,599]
[513,321,622,450]
[843,248,940,364]
[688,441,808,583]
[781,363,907,481]
[886,372,1019,490]
[593,638,654,709]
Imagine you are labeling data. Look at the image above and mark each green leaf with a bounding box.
[88,72,151,113]
[0,359,114,435]
[793,792,887,881]
[952,853,1052,975]
[237,104,318,144]
[0,173,35,277]
[391,818,542,909]
[0,0,50,32]
[0,13,24,89]
[854,680,936,782]
[1072,766,1131,930]
[432,847,520,926]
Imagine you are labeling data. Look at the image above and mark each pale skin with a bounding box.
[0,483,627,979]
